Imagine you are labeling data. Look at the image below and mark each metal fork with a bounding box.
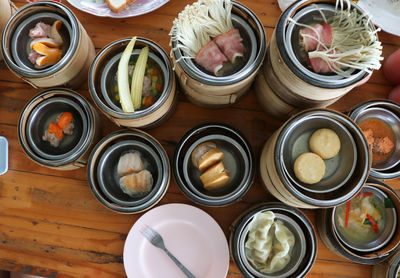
[140,225,196,278]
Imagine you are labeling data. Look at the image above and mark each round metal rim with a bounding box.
[1,1,80,78]
[89,37,174,120]
[349,101,400,177]
[283,3,366,85]
[182,134,250,201]
[100,50,168,113]
[96,140,163,207]
[275,109,370,207]
[278,114,358,194]
[276,0,372,89]
[25,96,88,161]
[332,185,397,253]
[18,89,94,167]
[87,130,170,214]
[230,203,317,278]
[238,212,306,278]
[170,1,266,86]
[10,12,73,72]
[173,123,255,206]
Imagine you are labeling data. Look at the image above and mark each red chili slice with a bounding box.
[366,214,379,233]
[345,200,351,228]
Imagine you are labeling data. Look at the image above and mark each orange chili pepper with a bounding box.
[57,112,73,129]
[156,83,162,91]
[48,122,63,139]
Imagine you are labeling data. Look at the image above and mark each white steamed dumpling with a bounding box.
[245,211,295,274]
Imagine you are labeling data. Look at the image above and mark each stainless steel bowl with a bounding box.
[351,106,400,171]
[96,140,163,207]
[87,130,170,214]
[170,1,266,86]
[276,0,372,88]
[275,109,370,207]
[333,185,397,253]
[18,89,96,168]
[239,213,306,278]
[279,114,357,193]
[89,37,176,129]
[99,49,168,112]
[230,203,317,278]
[173,123,254,206]
[25,96,87,161]
[1,1,79,78]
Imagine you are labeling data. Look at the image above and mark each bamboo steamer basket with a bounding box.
[229,202,317,277]
[170,1,266,108]
[259,108,371,208]
[89,38,177,130]
[372,249,400,278]
[1,1,95,89]
[317,179,400,265]
[18,88,101,170]
[87,129,170,214]
[255,0,375,120]
[0,0,17,61]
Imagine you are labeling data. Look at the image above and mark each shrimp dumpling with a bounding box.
[117,151,144,176]
[119,169,153,196]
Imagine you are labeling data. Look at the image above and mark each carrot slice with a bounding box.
[57,112,73,129]
[48,122,63,139]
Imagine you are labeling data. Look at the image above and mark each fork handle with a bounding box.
[163,248,196,278]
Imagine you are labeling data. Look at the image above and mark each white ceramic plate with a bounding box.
[66,0,169,18]
[357,0,400,36]
[123,203,229,278]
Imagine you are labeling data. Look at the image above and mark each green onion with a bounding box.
[117,37,136,113]
[131,46,149,110]
[385,197,395,208]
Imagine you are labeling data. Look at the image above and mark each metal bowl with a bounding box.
[170,1,266,86]
[2,1,79,78]
[87,130,170,214]
[279,114,357,193]
[100,49,168,112]
[333,185,397,253]
[173,123,254,206]
[350,106,400,171]
[89,37,176,129]
[230,203,317,278]
[276,0,373,88]
[275,109,370,207]
[96,140,163,207]
[239,213,306,278]
[25,96,87,161]
[18,89,96,168]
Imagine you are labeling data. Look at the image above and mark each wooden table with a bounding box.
[0,0,399,277]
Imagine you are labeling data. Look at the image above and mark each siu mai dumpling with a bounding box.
[119,169,153,196]
[117,151,144,176]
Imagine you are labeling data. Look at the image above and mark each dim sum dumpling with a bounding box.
[245,211,295,274]
[245,211,275,266]
[119,169,153,196]
[117,151,144,176]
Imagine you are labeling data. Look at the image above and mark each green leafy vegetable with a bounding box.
[385,197,395,208]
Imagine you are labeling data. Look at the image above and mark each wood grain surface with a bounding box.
[0,0,399,277]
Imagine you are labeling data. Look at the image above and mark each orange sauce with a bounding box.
[359,118,396,165]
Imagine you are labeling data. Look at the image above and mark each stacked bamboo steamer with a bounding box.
[0,0,16,61]
[1,1,95,89]
[170,1,266,108]
[259,108,370,209]
[255,0,375,119]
